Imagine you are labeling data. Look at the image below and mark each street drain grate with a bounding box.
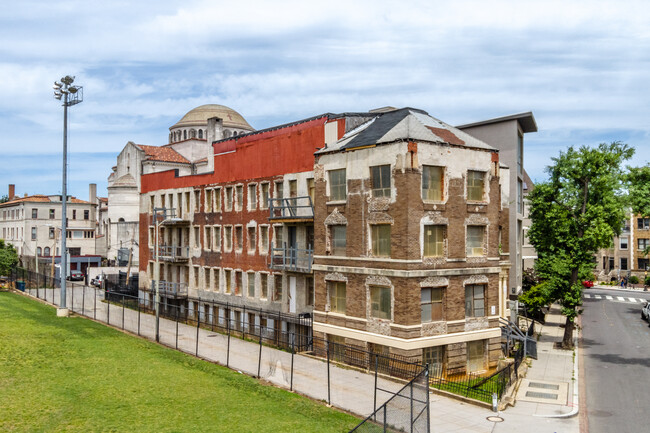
[525,391,558,400]
[528,382,560,390]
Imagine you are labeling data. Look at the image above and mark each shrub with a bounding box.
[645,276,650,286]
[629,276,639,284]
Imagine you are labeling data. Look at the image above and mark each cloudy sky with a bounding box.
[1,0,648,200]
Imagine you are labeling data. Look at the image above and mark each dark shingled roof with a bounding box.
[341,108,417,150]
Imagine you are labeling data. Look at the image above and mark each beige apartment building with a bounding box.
[0,184,100,274]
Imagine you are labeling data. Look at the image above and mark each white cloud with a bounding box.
[0,0,649,196]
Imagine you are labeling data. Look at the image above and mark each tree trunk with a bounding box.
[562,315,575,349]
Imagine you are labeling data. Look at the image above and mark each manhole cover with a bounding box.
[525,391,558,400]
[529,382,560,390]
[487,416,504,422]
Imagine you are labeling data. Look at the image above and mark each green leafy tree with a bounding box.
[0,239,19,275]
[0,194,8,204]
[627,164,650,255]
[528,142,633,349]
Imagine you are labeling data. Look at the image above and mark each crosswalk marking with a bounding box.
[583,294,647,303]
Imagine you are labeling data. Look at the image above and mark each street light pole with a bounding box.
[154,208,161,342]
[53,76,83,317]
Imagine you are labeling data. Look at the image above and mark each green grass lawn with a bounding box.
[0,292,359,432]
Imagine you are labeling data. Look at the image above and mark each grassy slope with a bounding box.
[0,292,357,433]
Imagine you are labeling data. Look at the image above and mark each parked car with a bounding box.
[582,280,594,288]
[67,270,84,281]
[641,301,650,321]
[91,274,105,287]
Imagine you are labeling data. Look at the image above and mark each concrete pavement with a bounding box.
[23,286,580,433]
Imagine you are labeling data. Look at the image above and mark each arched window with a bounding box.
[190,129,196,138]
[198,129,203,139]
[119,217,125,223]
[183,130,187,140]
[37,247,42,256]
[225,130,232,138]
[44,247,50,256]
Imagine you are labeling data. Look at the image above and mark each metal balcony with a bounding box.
[269,245,313,273]
[269,196,314,222]
[151,207,190,226]
[151,281,188,299]
[149,245,190,262]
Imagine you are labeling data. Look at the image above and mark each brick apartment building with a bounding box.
[595,213,650,281]
[138,106,511,375]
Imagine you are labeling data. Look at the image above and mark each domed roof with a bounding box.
[170,104,254,131]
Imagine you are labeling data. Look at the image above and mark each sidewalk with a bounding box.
[429,303,580,433]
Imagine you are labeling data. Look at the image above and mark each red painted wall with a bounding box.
[141,117,328,193]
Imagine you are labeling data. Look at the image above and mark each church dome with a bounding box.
[170,104,254,131]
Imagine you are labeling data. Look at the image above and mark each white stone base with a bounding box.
[56,308,69,317]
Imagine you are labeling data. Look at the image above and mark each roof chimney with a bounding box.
[207,116,224,145]
[8,184,15,201]
[89,183,97,203]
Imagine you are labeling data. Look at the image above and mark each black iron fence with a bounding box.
[351,367,430,433]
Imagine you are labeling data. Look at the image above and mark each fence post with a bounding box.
[175,305,179,350]
[327,341,331,406]
[290,332,295,392]
[137,295,141,336]
[374,354,379,417]
[196,309,200,357]
[71,282,75,312]
[257,331,263,378]
[36,272,39,299]
[82,284,85,317]
[410,381,414,433]
[426,365,431,430]
[122,296,125,330]
[107,290,110,325]
[226,313,231,368]
[93,285,97,320]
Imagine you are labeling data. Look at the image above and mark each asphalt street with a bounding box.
[581,287,650,433]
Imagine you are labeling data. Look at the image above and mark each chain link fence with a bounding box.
[10,267,430,432]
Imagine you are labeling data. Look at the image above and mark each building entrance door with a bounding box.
[289,276,296,313]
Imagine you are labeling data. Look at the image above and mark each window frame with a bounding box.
[371,224,391,257]
[421,165,444,202]
[421,287,444,322]
[331,225,347,256]
[423,225,445,257]
[371,165,391,198]
[328,281,346,314]
[467,170,486,202]
[465,284,486,318]
[248,184,257,211]
[466,225,485,257]
[328,169,347,202]
[370,285,391,320]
